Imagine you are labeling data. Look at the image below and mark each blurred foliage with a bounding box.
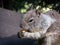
[3,0,60,13]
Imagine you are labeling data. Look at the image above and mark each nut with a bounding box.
[21,29,26,33]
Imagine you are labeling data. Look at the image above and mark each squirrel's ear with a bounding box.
[36,9,41,17]
[36,6,41,17]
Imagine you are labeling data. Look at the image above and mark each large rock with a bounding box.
[0,8,21,38]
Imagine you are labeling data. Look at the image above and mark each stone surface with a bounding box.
[0,8,22,38]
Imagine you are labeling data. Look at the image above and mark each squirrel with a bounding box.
[18,9,60,45]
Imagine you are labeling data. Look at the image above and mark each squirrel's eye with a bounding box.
[28,18,34,23]
[29,19,33,22]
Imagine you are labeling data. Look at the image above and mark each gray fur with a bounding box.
[19,10,60,45]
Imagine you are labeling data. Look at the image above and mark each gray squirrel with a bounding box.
[18,9,60,45]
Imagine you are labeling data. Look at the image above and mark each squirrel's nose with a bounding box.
[20,24,23,28]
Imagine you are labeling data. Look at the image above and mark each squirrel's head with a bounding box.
[20,9,41,32]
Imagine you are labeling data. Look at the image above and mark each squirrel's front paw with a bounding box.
[17,29,26,38]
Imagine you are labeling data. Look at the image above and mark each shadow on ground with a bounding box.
[0,35,35,45]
